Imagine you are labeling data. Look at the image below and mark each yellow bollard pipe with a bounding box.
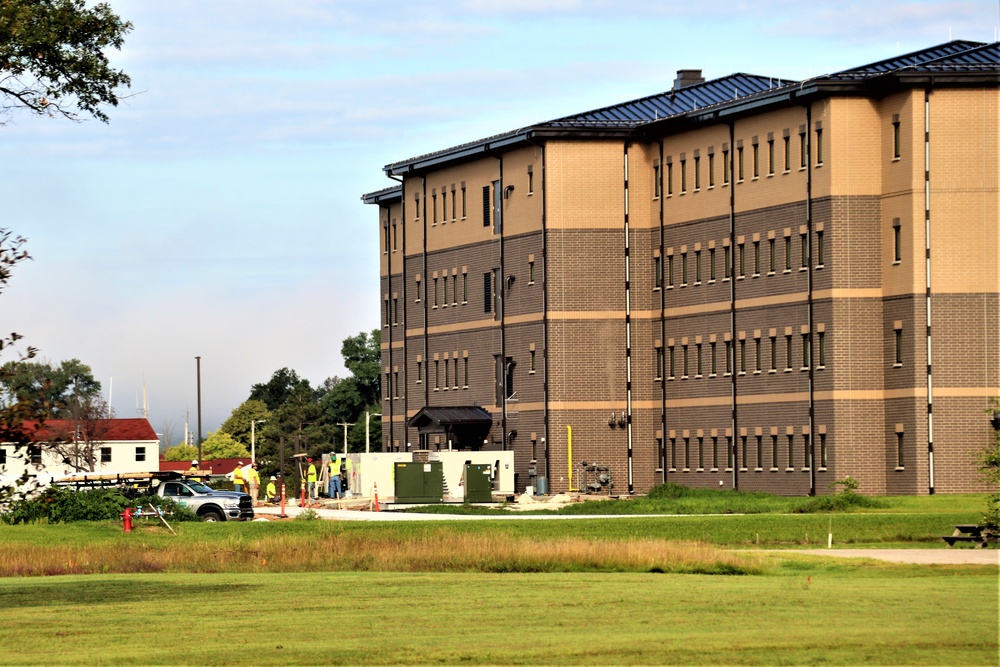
[567,425,578,491]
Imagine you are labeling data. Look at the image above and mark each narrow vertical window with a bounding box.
[462,273,468,303]
[392,297,398,325]
[771,435,779,469]
[682,344,689,378]
[482,185,491,227]
[739,339,746,374]
[753,240,760,276]
[727,435,734,470]
[698,437,704,469]
[415,277,421,302]
[382,220,389,254]
[737,243,745,278]
[756,435,763,469]
[433,278,439,307]
[528,166,534,195]
[529,350,536,373]
[670,438,677,469]
[816,230,825,267]
[434,362,440,390]
[725,341,733,375]
[668,346,675,379]
[441,190,447,223]
[722,150,730,184]
[444,360,450,389]
[451,187,457,220]
[737,146,744,181]
[453,359,459,389]
[799,130,807,168]
[528,261,535,285]
[681,253,688,286]
[783,135,790,172]
[754,337,761,373]
[815,128,823,165]
[770,336,777,372]
[787,435,794,468]
[708,153,715,187]
[654,256,662,289]
[818,331,826,367]
[655,347,664,380]
[784,236,792,271]
[653,162,661,198]
[893,218,902,263]
[801,233,809,268]
[785,334,793,370]
[696,343,703,377]
[483,272,492,313]
[896,432,904,468]
[694,156,701,190]
[394,371,400,397]
[680,159,687,193]
[684,438,690,470]
[820,433,828,468]
[767,139,774,175]
[802,334,810,369]
[667,255,674,287]
[804,434,812,469]
[416,360,423,383]
[710,341,717,377]
[695,250,702,284]
[892,120,901,159]
[752,143,759,178]
[463,357,469,387]
[461,184,467,218]
[768,238,776,274]
[667,163,673,196]
[894,328,903,366]
[724,246,732,279]
[709,248,716,281]
[712,436,719,469]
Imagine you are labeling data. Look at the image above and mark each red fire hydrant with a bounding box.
[120,507,133,533]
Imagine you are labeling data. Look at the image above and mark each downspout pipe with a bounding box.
[924,88,935,495]
[497,156,507,454]
[728,121,739,491]
[658,139,667,485]
[389,173,404,454]
[421,177,429,435]
[623,142,635,494]
[805,106,816,497]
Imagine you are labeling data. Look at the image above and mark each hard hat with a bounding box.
[191,460,198,465]
[270,475,276,481]
[308,457,313,462]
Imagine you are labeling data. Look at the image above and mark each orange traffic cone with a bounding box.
[373,482,380,512]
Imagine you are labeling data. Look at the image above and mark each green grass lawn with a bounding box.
[0,565,995,666]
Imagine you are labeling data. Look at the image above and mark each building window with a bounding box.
[754,337,762,373]
[752,142,759,178]
[724,246,732,280]
[667,162,673,196]
[530,349,536,373]
[787,435,795,469]
[655,347,664,381]
[710,341,717,377]
[820,433,828,469]
[482,185,491,228]
[695,250,702,284]
[394,371,400,397]
[739,338,747,375]
[682,344,689,379]
[680,159,687,193]
[894,328,903,366]
[463,357,469,388]
[432,193,438,224]
[433,278,439,308]
[385,372,391,400]
[136,446,146,462]
[815,128,823,165]
[722,150,730,184]
[893,218,902,263]
[451,187,457,220]
[383,297,390,326]
[770,336,777,372]
[725,340,733,376]
[771,435,779,469]
[767,139,775,175]
[382,220,390,254]
[785,335,793,371]
[784,236,792,272]
[528,167,534,195]
[101,447,111,464]
[654,256,662,290]
[462,273,468,303]
[681,253,688,287]
[452,360,459,390]
[668,346,675,380]
[737,243,745,278]
[684,437,691,470]
[737,146,744,181]
[415,277,421,303]
[483,272,493,313]
[801,233,809,269]
[392,297,399,325]
[670,438,677,470]
[416,360,423,384]
[768,238,776,274]
[783,135,790,172]
[803,434,812,469]
[753,240,760,277]
[816,230,825,267]
[696,343,703,378]
[29,445,41,465]
[756,435,763,470]
[461,184,467,218]
[818,331,826,368]
[441,190,447,223]
[802,333,810,369]
[727,435,734,470]
[799,130,807,168]
[0,447,5,466]
[653,162,661,198]
[444,360,450,389]
[694,156,701,190]
[892,120,901,159]
[667,255,674,288]
[708,153,715,187]
[896,432,904,468]
[712,436,719,469]
[709,248,716,282]
[698,437,704,469]
[451,277,458,306]
[528,261,535,285]
[434,361,440,390]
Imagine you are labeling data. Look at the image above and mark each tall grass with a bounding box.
[0,524,764,577]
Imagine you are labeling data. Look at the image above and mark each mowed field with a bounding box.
[0,505,997,666]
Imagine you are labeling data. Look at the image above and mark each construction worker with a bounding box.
[247,463,261,506]
[306,457,317,500]
[328,455,342,499]
[265,476,278,503]
[233,461,246,494]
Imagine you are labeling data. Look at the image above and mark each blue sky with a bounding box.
[1,0,996,443]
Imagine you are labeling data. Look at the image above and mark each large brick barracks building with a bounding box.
[363,41,999,496]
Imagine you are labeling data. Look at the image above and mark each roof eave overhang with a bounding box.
[361,188,402,206]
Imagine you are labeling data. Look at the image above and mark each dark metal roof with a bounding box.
[408,406,493,429]
[822,40,985,81]
[361,185,402,205]
[545,74,796,128]
[912,41,1000,71]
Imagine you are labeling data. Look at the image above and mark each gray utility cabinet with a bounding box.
[394,461,443,503]
[463,463,493,503]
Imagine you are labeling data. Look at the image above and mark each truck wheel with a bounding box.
[201,510,224,522]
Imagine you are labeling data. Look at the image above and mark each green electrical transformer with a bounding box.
[463,463,493,503]
[393,462,444,503]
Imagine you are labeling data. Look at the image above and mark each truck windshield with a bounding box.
[186,480,213,493]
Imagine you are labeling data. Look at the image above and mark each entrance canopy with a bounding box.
[408,406,493,450]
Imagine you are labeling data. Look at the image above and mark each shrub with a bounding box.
[0,487,199,524]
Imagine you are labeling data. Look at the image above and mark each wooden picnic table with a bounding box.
[941,524,994,548]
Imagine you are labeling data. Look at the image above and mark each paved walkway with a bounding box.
[793,548,998,565]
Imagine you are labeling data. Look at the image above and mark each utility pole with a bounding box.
[337,422,354,457]
[251,419,267,464]
[365,412,382,454]
[195,356,203,464]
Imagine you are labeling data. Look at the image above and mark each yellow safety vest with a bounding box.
[233,467,245,484]
[249,469,260,484]
[266,482,277,498]
[307,464,317,483]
